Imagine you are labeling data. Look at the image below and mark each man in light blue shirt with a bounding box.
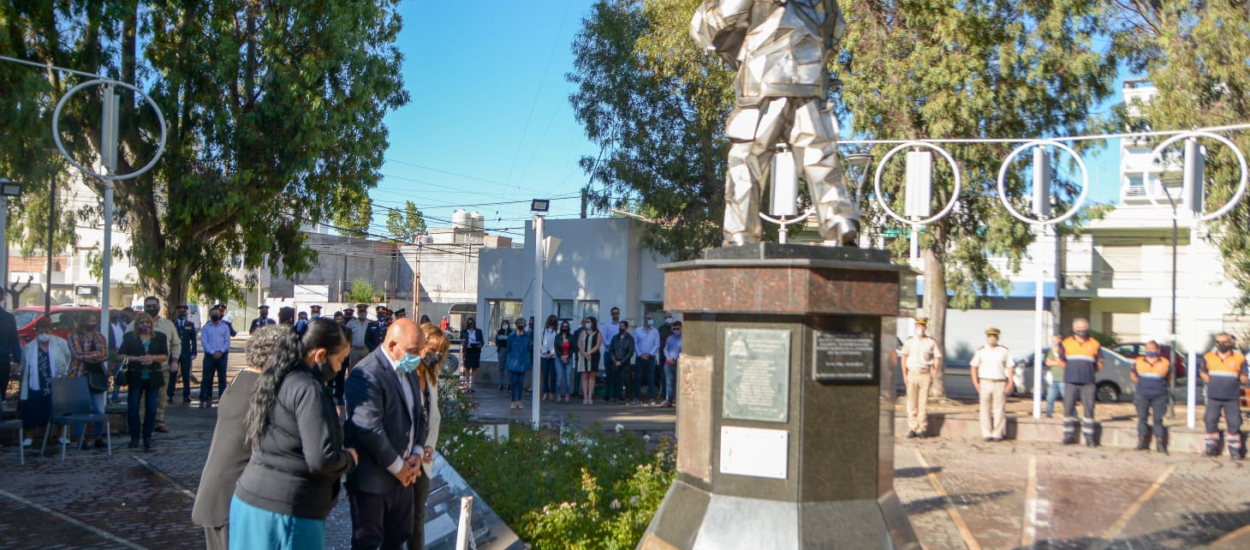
[634,315,661,405]
[198,306,234,407]
[662,321,683,407]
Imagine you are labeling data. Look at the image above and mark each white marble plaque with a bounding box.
[719,426,788,480]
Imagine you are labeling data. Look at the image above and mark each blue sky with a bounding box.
[370,1,1128,243]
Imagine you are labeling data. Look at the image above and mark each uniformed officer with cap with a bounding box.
[394,308,407,319]
[365,306,386,352]
[971,327,1014,442]
[168,305,198,405]
[309,304,323,319]
[249,305,276,333]
[344,305,370,370]
[900,317,943,438]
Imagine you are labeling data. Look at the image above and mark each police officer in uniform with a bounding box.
[167,305,198,405]
[364,306,384,352]
[1058,318,1102,446]
[900,318,942,439]
[394,308,407,320]
[1130,340,1171,453]
[309,304,323,319]
[1200,333,1247,459]
[249,304,276,333]
[971,328,1014,442]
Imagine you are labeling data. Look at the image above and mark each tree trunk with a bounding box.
[159,263,191,322]
[923,247,948,399]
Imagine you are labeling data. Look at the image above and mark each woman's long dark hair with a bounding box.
[545,314,558,331]
[244,319,345,448]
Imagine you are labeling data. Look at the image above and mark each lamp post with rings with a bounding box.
[0,55,167,338]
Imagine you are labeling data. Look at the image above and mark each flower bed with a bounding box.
[438,376,676,549]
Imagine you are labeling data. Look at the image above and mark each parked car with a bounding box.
[1012,347,1137,402]
[13,306,102,345]
[1112,342,1188,379]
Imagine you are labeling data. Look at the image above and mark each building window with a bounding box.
[580,301,600,323]
[554,300,575,322]
[486,299,524,333]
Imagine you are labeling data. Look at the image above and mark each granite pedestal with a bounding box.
[640,244,920,550]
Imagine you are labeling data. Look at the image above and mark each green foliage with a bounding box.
[437,376,676,549]
[569,0,735,260]
[0,1,407,308]
[343,278,375,304]
[1108,1,1250,310]
[384,200,428,243]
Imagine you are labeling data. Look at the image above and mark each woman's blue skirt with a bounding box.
[228,496,325,550]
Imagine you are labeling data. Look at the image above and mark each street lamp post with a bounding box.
[531,199,550,429]
[0,178,23,299]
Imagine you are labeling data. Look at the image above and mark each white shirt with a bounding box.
[542,328,556,356]
[382,351,417,475]
[971,345,1013,381]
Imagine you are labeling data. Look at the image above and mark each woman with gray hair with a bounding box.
[192,325,301,549]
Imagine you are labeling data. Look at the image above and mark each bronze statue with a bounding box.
[692,0,860,246]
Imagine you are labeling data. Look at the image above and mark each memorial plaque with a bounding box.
[812,330,876,382]
[719,426,788,480]
[678,355,714,483]
[722,329,790,423]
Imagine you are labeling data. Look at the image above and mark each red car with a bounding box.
[1112,342,1188,379]
[13,306,102,345]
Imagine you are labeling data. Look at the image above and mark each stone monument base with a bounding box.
[640,244,920,550]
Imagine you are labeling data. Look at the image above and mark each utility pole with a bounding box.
[412,244,421,321]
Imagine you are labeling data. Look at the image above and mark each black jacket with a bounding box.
[609,333,636,365]
[174,319,197,360]
[0,308,20,374]
[192,369,258,528]
[234,365,356,519]
[344,347,424,495]
[120,332,170,387]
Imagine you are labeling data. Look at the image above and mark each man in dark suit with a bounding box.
[365,308,385,352]
[249,304,276,333]
[344,318,427,549]
[0,296,19,402]
[168,305,198,405]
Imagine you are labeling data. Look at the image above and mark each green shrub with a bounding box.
[437,375,676,549]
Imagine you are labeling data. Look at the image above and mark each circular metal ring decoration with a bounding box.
[1140,131,1249,222]
[873,141,963,226]
[995,139,1090,226]
[52,79,167,181]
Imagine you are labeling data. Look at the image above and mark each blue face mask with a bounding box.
[1145,350,1159,358]
[397,353,421,373]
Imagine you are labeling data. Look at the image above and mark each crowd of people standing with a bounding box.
[468,307,683,408]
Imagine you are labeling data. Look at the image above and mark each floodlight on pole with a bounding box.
[531,199,550,213]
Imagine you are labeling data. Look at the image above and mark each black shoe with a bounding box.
[94,439,107,449]
[143,438,152,452]
[167,397,173,404]
[128,438,140,449]
[1062,435,1077,445]
[906,431,917,439]
[916,431,927,439]
[1156,441,1168,454]
[1136,436,1149,451]
[984,437,993,442]
[1086,439,1097,448]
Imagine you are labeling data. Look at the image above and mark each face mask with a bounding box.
[138,324,152,334]
[177,313,186,320]
[211,315,222,322]
[397,353,421,373]
[1075,330,1089,338]
[82,322,99,331]
[311,313,320,319]
[561,326,569,333]
[673,330,681,336]
[144,306,160,317]
[916,328,926,337]
[665,317,673,324]
[1218,343,1233,353]
[517,324,526,332]
[36,334,50,343]
[467,321,475,328]
[1145,350,1159,358]
[647,319,655,327]
[502,323,510,331]
[422,352,442,367]
[583,323,591,330]
[315,360,337,382]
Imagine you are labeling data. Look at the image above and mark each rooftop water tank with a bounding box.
[468,211,485,233]
[452,209,471,230]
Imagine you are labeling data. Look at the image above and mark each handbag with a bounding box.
[84,362,110,393]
